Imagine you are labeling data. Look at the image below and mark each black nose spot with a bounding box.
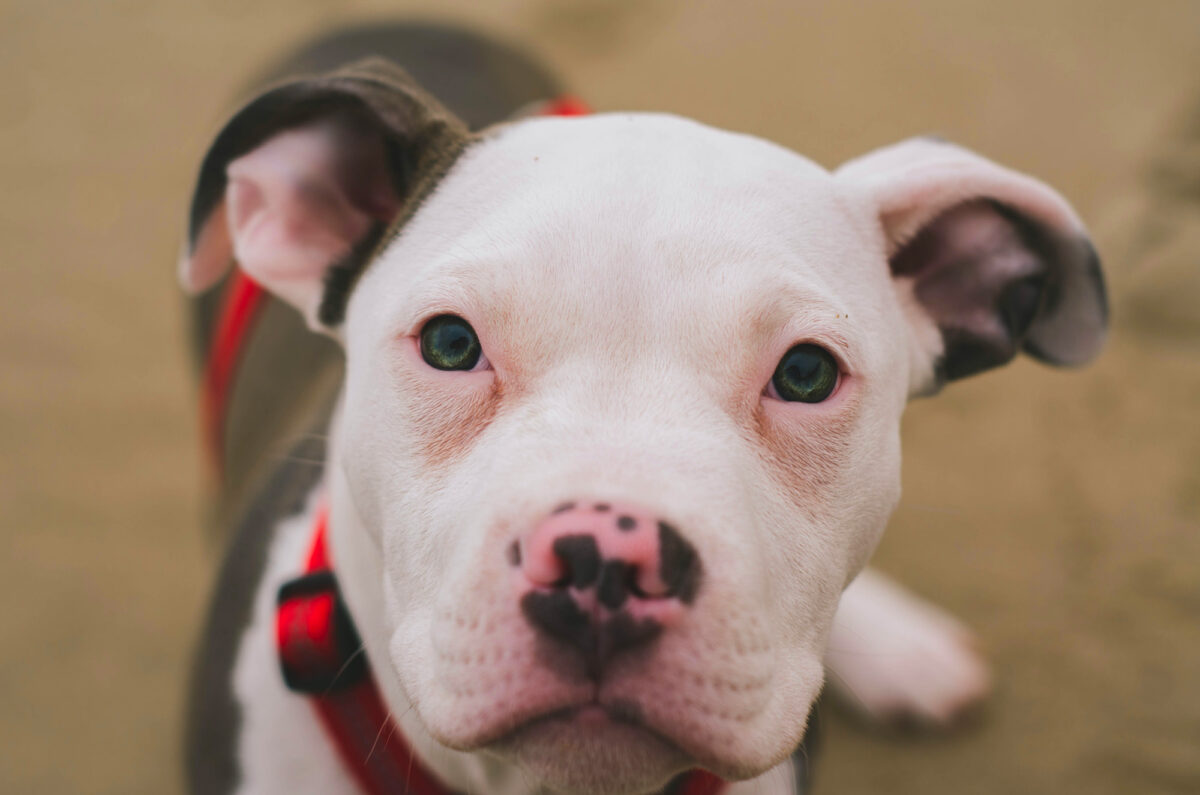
[552,501,576,515]
[658,521,701,603]
[521,590,592,655]
[616,515,637,531]
[521,590,663,679]
[506,540,521,567]
[604,612,662,658]
[594,503,611,512]
[596,560,631,609]
[552,534,601,589]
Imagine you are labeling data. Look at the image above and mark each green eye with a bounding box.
[419,315,482,371]
[771,344,838,403]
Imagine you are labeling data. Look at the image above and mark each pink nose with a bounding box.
[515,501,702,676]
[517,501,701,608]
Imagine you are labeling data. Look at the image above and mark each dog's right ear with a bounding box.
[180,58,470,330]
[837,138,1108,396]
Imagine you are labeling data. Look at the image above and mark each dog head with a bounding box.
[182,60,1106,793]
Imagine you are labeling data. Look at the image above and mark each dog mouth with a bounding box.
[481,693,665,746]
[520,697,652,733]
[489,698,698,789]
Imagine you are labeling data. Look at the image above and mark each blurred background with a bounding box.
[2,0,1198,793]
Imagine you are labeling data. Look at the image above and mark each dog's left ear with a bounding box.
[180,58,469,330]
[836,138,1108,394]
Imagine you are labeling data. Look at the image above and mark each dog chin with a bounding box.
[489,705,693,795]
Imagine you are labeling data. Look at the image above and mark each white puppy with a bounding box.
[181,31,1105,795]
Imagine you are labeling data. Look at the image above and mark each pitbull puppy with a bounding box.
[181,24,1106,795]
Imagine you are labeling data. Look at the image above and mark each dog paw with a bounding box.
[823,569,992,729]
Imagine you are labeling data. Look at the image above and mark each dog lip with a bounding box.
[492,698,644,737]
[487,696,689,755]
[536,697,646,728]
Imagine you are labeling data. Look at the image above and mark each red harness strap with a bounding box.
[201,270,267,474]
[276,506,449,795]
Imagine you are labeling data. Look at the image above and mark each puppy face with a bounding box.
[183,59,1105,795]
[332,115,908,790]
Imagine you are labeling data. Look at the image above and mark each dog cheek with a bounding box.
[750,396,860,517]
[408,380,501,473]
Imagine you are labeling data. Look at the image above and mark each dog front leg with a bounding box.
[824,567,991,728]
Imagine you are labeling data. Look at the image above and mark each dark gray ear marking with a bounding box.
[1084,242,1109,324]
[186,58,472,327]
[1023,240,1108,363]
[894,198,1107,384]
[319,221,388,326]
[254,22,563,132]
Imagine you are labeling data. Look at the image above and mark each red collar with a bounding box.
[275,505,728,795]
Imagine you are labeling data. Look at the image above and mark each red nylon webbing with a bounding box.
[297,508,447,795]
[201,270,266,474]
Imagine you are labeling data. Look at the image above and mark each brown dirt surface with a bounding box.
[2,1,1198,793]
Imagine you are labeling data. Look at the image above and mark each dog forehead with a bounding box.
[451,112,850,241]
[351,113,884,350]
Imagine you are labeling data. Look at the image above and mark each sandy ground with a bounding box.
[2,1,1198,793]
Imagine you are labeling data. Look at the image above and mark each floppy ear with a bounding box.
[180,58,470,330]
[836,138,1108,393]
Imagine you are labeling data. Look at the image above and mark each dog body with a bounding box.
[183,25,1106,795]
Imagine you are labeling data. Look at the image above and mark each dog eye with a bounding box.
[769,344,838,403]
[419,315,483,371]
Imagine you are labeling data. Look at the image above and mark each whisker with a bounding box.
[323,645,367,695]
[365,708,397,763]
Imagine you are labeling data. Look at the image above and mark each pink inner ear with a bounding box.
[219,121,399,313]
[838,137,1107,376]
[181,199,234,294]
[893,200,1042,347]
[178,113,403,299]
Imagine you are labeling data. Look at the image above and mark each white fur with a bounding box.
[825,569,991,726]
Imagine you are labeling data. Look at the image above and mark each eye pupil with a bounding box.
[420,315,482,371]
[772,344,838,403]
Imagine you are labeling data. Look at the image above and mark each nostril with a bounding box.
[518,503,703,605]
[596,560,632,609]
[552,534,601,589]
